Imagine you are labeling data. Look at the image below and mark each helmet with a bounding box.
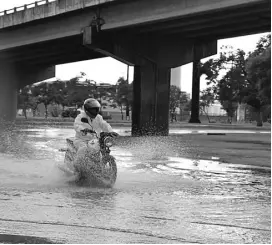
[83,98,101,118]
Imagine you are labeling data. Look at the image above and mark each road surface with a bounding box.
[0,126,270,243]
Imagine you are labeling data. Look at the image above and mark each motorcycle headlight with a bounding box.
[104,136,113,147]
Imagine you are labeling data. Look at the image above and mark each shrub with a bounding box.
[61,108,79,118]
[51,106,60,117]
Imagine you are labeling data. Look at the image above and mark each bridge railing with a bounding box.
[0,0,57,16]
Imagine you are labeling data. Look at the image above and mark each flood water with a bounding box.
[0,126,270,243]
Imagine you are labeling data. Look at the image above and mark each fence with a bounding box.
[0,0,57,16]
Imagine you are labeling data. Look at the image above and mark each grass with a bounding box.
[178,134,271,167]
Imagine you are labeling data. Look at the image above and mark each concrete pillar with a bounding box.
[0,62,55,122]
[189,44,201,123]
[132,59,170,136]
[82,27,217,134]
[0,63,17,121]
[156,67,171,134]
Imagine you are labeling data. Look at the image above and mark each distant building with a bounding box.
[170,67,181,89]
[180,91,190,100]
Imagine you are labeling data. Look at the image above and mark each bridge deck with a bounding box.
[0,0,118,29]
[0,0,270,31]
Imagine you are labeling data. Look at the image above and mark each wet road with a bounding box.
[0,127,270,243]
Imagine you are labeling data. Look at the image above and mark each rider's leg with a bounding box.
[73,140,101,170]
[73,139,88,150]
[73,140,89,173]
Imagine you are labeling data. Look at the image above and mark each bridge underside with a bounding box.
[0,0,269,57]
[0,35,105,71]
[86,1,270,135]
[122,1,270,40]
[0,0,270,134]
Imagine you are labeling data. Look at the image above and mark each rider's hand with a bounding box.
[110,132,119,137]
[81,129,88,135]
[81,129,95,134]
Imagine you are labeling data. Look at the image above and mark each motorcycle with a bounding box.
[60,118,118,188]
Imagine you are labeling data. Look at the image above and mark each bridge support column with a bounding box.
[83,27,217,135]
[189,43,202,123]
[0,63,18,121]
[0,62,55,122]
[132,59,170,136]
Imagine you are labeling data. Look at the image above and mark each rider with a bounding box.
[73,98,117,162]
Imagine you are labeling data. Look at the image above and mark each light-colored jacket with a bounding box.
[74,110,113,140]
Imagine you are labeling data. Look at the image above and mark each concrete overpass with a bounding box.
[0,0,270,135]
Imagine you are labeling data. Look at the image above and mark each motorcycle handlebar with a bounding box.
[100,132,119,137]
[80,130,118,137]
[81,129,96,134]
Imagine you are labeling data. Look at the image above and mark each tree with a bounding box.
[179,91,190,121]
[31,82,56,118]
[17,85,32,118]
[95,84,117,114]
[17,74,116,119]
[218,67,244,123]
[183,99,191,112]
[65,76,97,109]
[201,35,271,126]
[199,88,215,123]
[50,80,69,111]
[203,47,248,121]
[169,86,191,122]
[169,85,181,113]
[115,77,133,120]
[169,85,191,122]
[243,34,271,126]
[28,96,39,117]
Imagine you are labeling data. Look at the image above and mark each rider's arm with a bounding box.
[74,114,90,133]
[97,115,113,132]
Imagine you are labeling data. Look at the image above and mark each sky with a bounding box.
[0,0,270,93]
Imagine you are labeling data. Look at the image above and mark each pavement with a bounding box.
[0,125,270,243]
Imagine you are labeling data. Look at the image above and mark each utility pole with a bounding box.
[127,65,129,82]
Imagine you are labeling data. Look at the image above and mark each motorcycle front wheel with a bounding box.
[100,155,117,188]
[75,155,117,188]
